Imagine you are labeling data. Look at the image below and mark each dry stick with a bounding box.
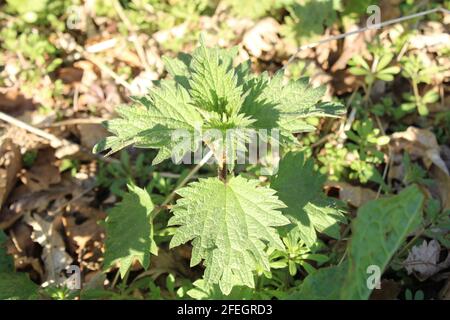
[112,0,153,73]
[44,117,106,127]
[56,32,134,92]
[0,110,119,164]
[82,51,134,91]
[0,111,64,148]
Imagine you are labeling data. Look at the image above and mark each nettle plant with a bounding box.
[94,38,346,295]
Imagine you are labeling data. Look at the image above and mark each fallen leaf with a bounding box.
[391,126,449,175]
[1,174,90,229]
[0,90,35,116]
[6,223,45,280]
[24,213,73,285]
[57,67,84,84]
[325,181,377,208]
[331,25,371,72]
[243,18,280,59]
[76,124,109,150]
[3,126,47,152]
[19,148,61,193]
[62,210,105,273]
[404,240,450,281]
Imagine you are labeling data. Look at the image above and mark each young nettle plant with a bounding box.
[400,54,441,116]
[94,38,346,294]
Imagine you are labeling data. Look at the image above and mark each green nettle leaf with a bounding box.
[168,176,290,294]
[94,81,203,164]
[1,230,38,299]
[95,38,344,164]
[271,152,346,247]
[103,184,157,278]
[189,43,243,117]
[289,185,424,300]
[241,72,344,134]
[0,272,39,300]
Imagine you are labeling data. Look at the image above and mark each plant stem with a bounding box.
[151,150,214,219]
[396,226,427,258]
[218,159,227,182]
[412,79,421,105]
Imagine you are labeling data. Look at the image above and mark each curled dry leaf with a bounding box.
[331,25,371,72]
[410,33,450,52]
[62,206,106,272]
[243,18,280,59]
[390,126,449,175]
[24,213,73,285]
[1,173,90,231]
[404,240,450,281]
[0,138,21,208]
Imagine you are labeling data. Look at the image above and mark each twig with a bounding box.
[43,117,106,127]
[57,32,133,91]
[83,51,134,91]
[0,111,64,148]
[112,0,152,73]
[0,110,119,164]
[311,133,333,148]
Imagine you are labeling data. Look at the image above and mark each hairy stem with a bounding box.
[218,157,228,182]
[151,150,214,219]
[412,79,421,105]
